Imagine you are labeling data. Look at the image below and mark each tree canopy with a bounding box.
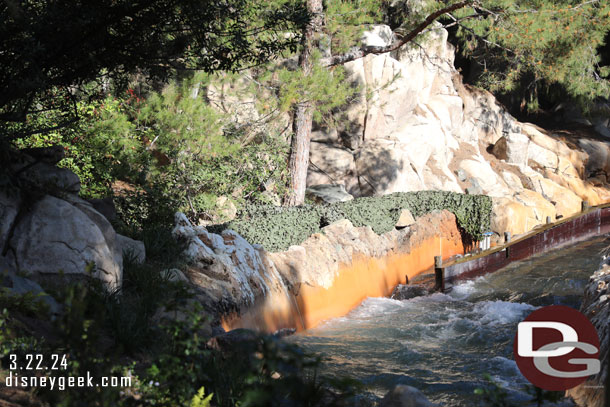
[0,0,305,141]
[449,0,610,110]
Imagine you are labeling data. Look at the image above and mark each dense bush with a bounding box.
[14,72,290,233]
[218,191,492,252]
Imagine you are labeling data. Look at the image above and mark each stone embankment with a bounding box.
[566,260,610,407]
[174,209,465,332]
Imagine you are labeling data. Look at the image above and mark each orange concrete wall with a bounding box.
[222,235,464,333]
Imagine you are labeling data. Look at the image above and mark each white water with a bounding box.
[289,236,609,406]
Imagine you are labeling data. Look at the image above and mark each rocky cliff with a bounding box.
[305,24,610,240]
[174,22,610,331]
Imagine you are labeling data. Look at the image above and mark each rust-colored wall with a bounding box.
[222,235,464,333]
[293,236,463,329]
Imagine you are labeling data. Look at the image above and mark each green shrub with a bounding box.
[220,191,492,252]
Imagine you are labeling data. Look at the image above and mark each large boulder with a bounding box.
[172,213,286,312]
[380,385,436,407]
[1,152,146,290]
[4,195,123,289]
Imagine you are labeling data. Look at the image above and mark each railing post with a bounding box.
[582,201,590,212]
[434,255,443,292]
[546,216,552,224]
[504,231,511,243]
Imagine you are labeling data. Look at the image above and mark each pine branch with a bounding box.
[322,0,474,67]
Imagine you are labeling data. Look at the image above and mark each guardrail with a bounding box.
[434,202,610,292]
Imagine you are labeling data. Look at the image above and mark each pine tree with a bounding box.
[0,0,305,142]
[451,0,610,111]
[283,0,610,205]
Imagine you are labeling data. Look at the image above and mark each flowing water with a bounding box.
[288,236,609,406]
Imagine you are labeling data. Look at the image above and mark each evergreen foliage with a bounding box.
[0,0,306,142]
[450,0,610,110]
[248,52,358,125]
[14,72,290,232]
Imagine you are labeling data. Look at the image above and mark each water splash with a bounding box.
[289,235,609,406]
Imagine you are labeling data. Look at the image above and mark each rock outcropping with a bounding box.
[304,24,610,239]
[204,22,610,240]
[0,150,144,289]
[174,209,464,331]
[566,262,610,407]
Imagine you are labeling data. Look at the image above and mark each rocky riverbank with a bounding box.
[170,22,610,331]
[174,208,465,332]
[3,21,610,334]
[566,261,610,407]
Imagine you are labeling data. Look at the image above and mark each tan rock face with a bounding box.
[524,171,582,218]
[491,192,556,236]
[356,139,424,195]
[203,24,610,239]
[303,24,610,237]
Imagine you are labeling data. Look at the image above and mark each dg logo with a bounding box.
[514,305,600,391]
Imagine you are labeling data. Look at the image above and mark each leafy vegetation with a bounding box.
[14,72,291,233]
[0,0,306,142]
[219,191,492,252]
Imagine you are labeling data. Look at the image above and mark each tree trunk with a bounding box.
[284,0,470,205]
[285,0,323,206]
